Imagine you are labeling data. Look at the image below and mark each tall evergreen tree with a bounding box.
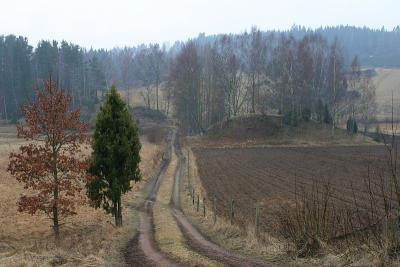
[86,86,141,226]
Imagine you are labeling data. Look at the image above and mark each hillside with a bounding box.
[373,68,400,114]
[371,68,400,134]
[193,115,374,147]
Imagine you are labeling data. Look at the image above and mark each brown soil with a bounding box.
[192,145,390,234]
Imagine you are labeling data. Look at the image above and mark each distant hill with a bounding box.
[195,25,400,68]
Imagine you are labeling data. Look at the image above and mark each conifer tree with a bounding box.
[86,86,141,226]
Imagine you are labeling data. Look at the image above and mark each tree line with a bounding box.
[0,35,174,120]
[194,25,400,68]
[2,24,389,123]
[0,36,107,120]
[171,29,376,134]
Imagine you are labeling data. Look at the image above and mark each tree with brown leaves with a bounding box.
[7,79,89,239]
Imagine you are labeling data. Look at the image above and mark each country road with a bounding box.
[124,128,272,267]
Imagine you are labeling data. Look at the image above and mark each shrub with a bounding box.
[373,125,382,142]
[316,99,325,123]
[346,117,358,134]
[276,181,339,257]
[301,107,311,122]
[283,109,299,126]
[323,105,332,124]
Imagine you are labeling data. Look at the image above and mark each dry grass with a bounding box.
[0,132,164,267]
[118,85,170,110]
[152,144,224,267]
[372,68,400,122]
[373,68,400,105]
[119,87,149,108]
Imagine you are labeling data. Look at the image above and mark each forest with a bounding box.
[0,25,396,124]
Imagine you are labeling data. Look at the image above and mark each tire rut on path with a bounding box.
[124,129,183,267]
[125,128,273,267]
[170,133,273,267]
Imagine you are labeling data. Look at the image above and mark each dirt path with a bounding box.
[125,129,272,266]
[124,129,182,267]
[170,135,273,267]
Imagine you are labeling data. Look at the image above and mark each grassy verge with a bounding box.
[0,137,164,267]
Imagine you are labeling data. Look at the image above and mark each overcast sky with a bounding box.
[1,0,398,49]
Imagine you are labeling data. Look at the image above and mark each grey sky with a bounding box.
[1,0,398,49]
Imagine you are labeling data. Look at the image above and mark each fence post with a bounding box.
[203,197,206,217]
[187,149,190,189]
[255,203,262,238]
[213,196,217,225]
[197,194,200,212]
[230,199,235,225]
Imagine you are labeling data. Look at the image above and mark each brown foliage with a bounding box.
[7,80,90,238]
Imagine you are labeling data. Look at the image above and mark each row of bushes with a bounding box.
[283,108,383,142]
[283,105,332,127]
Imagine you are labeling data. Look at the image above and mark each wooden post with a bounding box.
[187,149,190,189]
[213,196,217,225]
[192,189,195,205]
[255,203,260,237]
[230,199,235,225]
[255,203,264,238]
[203,197,206,217]
[197,194,200,212]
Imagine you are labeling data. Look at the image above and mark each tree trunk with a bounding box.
[113,198,123,226]
[113,201,118,226]
[118,196,122,226]
[3,97,7,121]
[156,81,159,111]
[332,54,336,136]
[52,148,60,241]
[52,185,60,240]
[146,86,151,109]
[251,74,256,113]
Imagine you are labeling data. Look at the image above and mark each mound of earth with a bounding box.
[197,114,374,147]
[131,107,167,126]
[131,107,168,144]
[207,114,281,139]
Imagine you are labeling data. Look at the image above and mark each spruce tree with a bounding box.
[86,86,141,226]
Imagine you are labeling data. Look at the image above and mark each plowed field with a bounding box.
[193,145,390,233]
